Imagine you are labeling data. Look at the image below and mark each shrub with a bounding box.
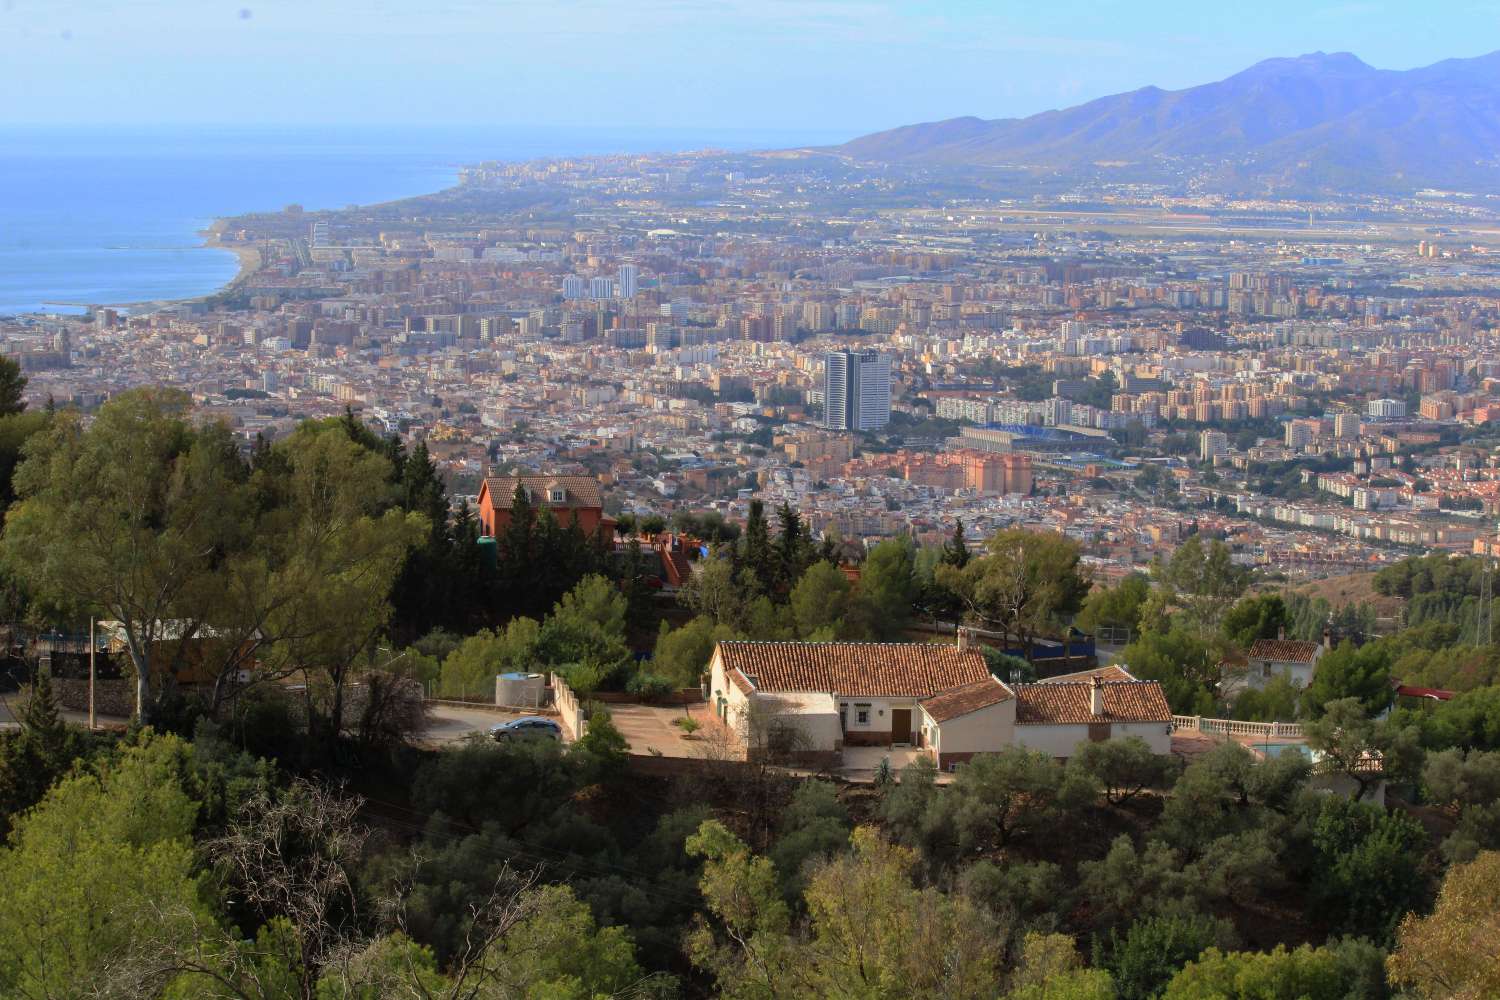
[626,671,677,703]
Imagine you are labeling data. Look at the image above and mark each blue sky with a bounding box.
[2,0,1496,135]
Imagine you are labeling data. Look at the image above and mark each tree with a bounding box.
[768,780,850,902]
[1077,835,1196,929]
[943,519,970,569]
[945,746,1096,850]
[1298,793,1427,942]
[1305,698,1423,801]
[439,617,541,699]
[0,409,50,514]
[937,528,1090,658]
[1163,942,1389,1000]
[1153,535,1249,631]
[210,780,370,998]
[1423,748,1500,862]
[654,615,735,689]
[790,560,856,639]
[269,428,428,750]
[3,389,247,725]
[1300,640,1394,719]
[1118,627,1218,716]
[679,555,744,629]
[1222,593,1289,648]
[1067,736,1180,805]
[1388,850,1500,998]
[801,827,1003,999]
[740,500,776,597]
[0,354,27,416]
[774,503,812,591]
[1075,573,1150,640]
[1101,913,1234,1000]
[538,574,632,685]
[467,884,647,998]
[1004,933,1114,1000]
[0,733,214,999]
[854,537,917,640]
[685,819,801,999]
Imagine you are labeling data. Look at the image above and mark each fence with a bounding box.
[1172,715,1303,740]
[552,677,588,742]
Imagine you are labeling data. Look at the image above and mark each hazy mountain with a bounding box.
[836,52,1500,195]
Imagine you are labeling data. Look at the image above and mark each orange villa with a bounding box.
[475,474,613,538]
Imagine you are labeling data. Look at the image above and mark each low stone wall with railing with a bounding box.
[1172,715,1303,740]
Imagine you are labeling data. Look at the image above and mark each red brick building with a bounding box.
[476,475,612,538]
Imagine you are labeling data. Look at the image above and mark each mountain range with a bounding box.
[835,52,1500,196]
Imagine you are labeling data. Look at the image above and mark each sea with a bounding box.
[0,124,849,318]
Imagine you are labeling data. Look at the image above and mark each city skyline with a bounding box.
[2,0,1496,131]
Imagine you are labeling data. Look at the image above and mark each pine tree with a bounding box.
[741,500,775,597]
[775,503,811,591]
[943,519,970,569]
[21,669,66,756]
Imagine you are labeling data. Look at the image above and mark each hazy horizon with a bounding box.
[3,0,1496,135]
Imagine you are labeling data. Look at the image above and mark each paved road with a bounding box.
[423,703,532,745]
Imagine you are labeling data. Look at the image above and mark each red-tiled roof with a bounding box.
[1015,680,1172,725]
[715,641,991,699]
[1393,683,1455,702]
[920,677,1014,723]
[480,475,602,510]
[1041,664,1136,684]
[1247,639,1322,663]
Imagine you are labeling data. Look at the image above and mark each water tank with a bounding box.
[495,672,545,708]
[476,536,498,571]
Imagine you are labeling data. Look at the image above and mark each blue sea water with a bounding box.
[0,125,847,317]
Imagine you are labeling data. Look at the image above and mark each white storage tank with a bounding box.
[495,672,545,708]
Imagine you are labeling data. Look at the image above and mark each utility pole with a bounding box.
[88,618,96,731]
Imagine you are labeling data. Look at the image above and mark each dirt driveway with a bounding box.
[606,702,717,758]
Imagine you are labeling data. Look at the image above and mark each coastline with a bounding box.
[201,230,263,294]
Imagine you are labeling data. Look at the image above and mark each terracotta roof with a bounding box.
[480,475,602,510]
[1041,664,1136,684]
[1015,680,1172,725]
[1247,639,1322,663]
[920,678,1014,723]
[715,641,991,699]
[728,668,755,695]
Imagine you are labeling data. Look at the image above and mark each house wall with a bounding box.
[1245,655,1319,690]
[921,699,1016,770]
[1013,720,1172,758]
[836,696,918,746]
[707,651,754,741]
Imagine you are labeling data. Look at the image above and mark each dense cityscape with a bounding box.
[8,149,1500,583]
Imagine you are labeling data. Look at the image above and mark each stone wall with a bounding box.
[52,678,135,718]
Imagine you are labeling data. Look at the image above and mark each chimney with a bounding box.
[956,627,970,652]
[1277,625,1286,641]
[1090,674,1105,717]
[1323,628,1333,650]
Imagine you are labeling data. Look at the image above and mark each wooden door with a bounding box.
[891,708,912,744]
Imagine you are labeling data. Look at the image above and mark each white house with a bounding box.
[707,641,1172,768]
[1240,636,1327,690]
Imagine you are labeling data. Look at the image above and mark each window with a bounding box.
[549,489,566,502]
[855,704,870,725]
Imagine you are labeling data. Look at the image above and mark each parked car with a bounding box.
[490,716,563,742]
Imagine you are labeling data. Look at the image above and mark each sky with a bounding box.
[2,0,1497,137]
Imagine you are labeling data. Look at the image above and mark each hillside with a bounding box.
[836,51,1500,195]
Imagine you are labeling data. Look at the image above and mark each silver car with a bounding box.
[490,716,563,742]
